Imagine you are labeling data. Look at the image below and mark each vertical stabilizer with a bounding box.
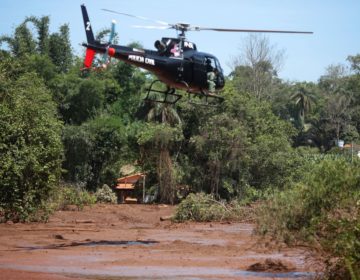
[81,4,95,44]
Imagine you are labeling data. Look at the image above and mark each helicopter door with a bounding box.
[204,56,225,89]
[193,56,219,89]
[193,55,207,88]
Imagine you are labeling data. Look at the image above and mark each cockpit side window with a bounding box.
[204,57,216,69]
[170,43,181,57]
[205,56,223,74]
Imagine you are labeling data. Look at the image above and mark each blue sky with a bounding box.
[1,0,359,82]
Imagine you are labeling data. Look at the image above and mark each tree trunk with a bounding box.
[209,161,220,199]
[158,148,175,204]
[298,109,305,129]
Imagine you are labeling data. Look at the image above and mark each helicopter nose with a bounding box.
[217,73,225,88]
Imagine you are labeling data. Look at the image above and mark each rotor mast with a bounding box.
[175,24,190,57]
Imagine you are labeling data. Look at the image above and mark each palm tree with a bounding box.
[143,88,182,204]
[326,93,353,143]
[146,101,181,125]
[291,84,316,129]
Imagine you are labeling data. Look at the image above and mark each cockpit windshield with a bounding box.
[214,57,223,73]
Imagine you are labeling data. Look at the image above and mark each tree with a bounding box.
[316,63,355,147]
[319,64,349,94]
[49,24,73,72]
[146,99,182,126]
[0,23,36,57]
[24,16,50,55]
[291,83,316,129]
[135,87,182,203]
[183,83,297,198]
[223,84,297,190]
[62,116,128,189]
[146,99,182,203]
[231,34,284,100]
[137,123,183,204]
[110,58,146,122]
[0,59,63,221]
[0,15,54,59]
[325,93,352,143]
[131,79,183,204]
[24,54,58,84]
[347,54,360,74]
[0,16,73,76]
[66,79,105,125]
[191,113,247,198]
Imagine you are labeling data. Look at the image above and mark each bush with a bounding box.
[173,193,227,222]
[320,207,360,280]
[173,193,254,222]
[257,158,360,279]
[94,184,117,204]
[0,184,96,223]
[51,184,96,211]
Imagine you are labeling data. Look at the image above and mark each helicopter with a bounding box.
[81,4,312,104]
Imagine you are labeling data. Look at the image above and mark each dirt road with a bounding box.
[0,204,321,279]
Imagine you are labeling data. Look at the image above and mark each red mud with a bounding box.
[0,204,322,279]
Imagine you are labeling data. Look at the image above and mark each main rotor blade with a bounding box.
[102,9,169,26]
[102,8,313,35]
[192,27,313,34]
[132,25,170,30]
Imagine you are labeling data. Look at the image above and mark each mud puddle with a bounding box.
[19,240,158,250]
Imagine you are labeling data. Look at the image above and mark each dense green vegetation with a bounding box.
[0,16,359,279]
[257,157,359,279]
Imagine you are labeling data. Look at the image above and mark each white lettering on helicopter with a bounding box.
[145,58,155,65]
[184,41,194,49]
[128,55,155,66]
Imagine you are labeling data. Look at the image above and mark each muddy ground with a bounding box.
[0,204,322,279]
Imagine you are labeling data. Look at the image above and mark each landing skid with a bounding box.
[188,90,224,106]
[144,80,182,104]
[144,80,224,106]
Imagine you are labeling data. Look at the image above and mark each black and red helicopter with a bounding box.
[81,5,312,104]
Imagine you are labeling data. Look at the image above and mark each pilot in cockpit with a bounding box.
[206,59,217,94]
